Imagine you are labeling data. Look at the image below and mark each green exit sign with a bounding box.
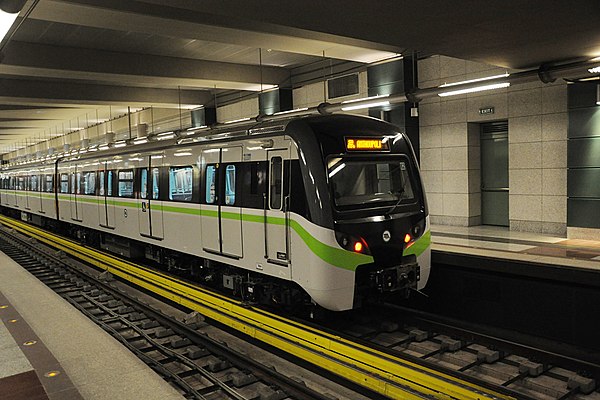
[479,107,494,115]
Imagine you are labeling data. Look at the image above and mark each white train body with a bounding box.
[0,115,431,311]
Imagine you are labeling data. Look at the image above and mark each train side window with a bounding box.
[118,170,134,197]
[205,165,216,204]
[169,166,192,202]
[99,171,105,196]
[107,171,114,196]
[140,169,148,199]
[152,167,160,200]
[269,156,283,210]
[83,172,96,195]
[224,165,236,205]
[60,174,69,193]
[45,175,53,192]
[76,172,82,194]
[18,177,24,191]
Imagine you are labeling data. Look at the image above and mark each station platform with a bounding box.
[0,251,184,400]
[431,224,600,271]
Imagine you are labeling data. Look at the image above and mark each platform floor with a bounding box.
[0,251,184,400]
[431,224,600,270]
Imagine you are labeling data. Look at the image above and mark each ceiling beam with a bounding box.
[0,77,213,108]
[30,0,400,63]
[0,41,290,91]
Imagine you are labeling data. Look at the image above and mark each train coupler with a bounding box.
[370,261,420,293]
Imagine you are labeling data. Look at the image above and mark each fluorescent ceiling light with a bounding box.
[113,140,127,148]
[224,117,251,124]
[438,82,510,97]
[0,10,18,44]
[156,131,175,140]
[133,137,148,145]
[273,107,309,115]
[174,152,192,157]
[342,94,390,104]
[341,101,390,111]
[588,66,600,74]
[439,73,510,88]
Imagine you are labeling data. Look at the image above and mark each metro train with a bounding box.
[0,114,430,311]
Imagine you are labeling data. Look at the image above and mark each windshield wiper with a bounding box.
[386,189,405,216]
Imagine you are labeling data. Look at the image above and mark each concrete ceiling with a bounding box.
[1,0,599,154]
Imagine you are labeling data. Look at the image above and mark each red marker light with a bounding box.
[354,241,363,253]
[404,233,412,243]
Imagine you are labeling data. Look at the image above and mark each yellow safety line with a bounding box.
[0,214,515,400]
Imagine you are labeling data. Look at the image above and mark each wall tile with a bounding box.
[541,112,568,141]
[509,142,541,169]
[509,194,542,220]
[542,169,567,196]
[469,192,481,217]
[466,60,502,74]
[442,146,468,170]
[542,140,567,169]
[467,145,481,170]
[542,222,567,236]
[468,168,481,193]
[419,102,442,126]
[420,125,442,149]
[440,56,466,79]
[509,169,542,195]
[443,193,469,217]
[542,84,567,114]
[508,88,542,117]
[442,170,469,193]
[441,123,468,147]
[441,99,467,124]
[427,192,443,216]
[420,170,443,193]
[509,115,541,143]
[542,195,567,223]
[418,56,440,84]
[510,220,542,233]
[420,148,443,171]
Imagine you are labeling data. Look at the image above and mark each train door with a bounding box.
[98,164,115,228]
[265,146,291,266]
[138,155,164,239]
[24,176,31,210]
[38,174,45,214]
[201,146,243,258]
[70,166,82,221]
[220,147,243,257]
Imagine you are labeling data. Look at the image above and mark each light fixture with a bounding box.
[113,140,127,148]
[439,72,510,88]
[589,66,600,74]
[340,94,391,111]
[99,144,109,151]
[156,131,175,140]
[438,82,510,97]
[132,137,148,145]
[224,117,251,124]
[597,84,600,105]
[0,8,19,44]
[174,152,192,157]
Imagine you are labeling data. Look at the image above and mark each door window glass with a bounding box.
[70,174,76,194]
[152,168,160,200]
[107,171,113,196]
[118,170,134,197]
[169,166,193,202]
[60,174,69,193]
[76,172,82,194]
[269,157,282,210]
[205,165,216,204]
[99,171,105,196]
[140,169,148,199]
[225,165,236,205]
[30,175,39,192]
[45,175,53,192]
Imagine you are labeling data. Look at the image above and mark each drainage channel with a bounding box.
[0,229,336,400]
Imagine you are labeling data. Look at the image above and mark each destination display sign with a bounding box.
[345,137,390,152]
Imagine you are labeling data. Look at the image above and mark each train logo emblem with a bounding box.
[382,230,391,242]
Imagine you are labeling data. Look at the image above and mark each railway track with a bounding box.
[315,305,600,400]
[2,213,598,399]
[0,228,332,400]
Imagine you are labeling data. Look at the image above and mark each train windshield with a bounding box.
[328,157,415,208]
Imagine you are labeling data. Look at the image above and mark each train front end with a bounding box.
[310,116,431,307]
